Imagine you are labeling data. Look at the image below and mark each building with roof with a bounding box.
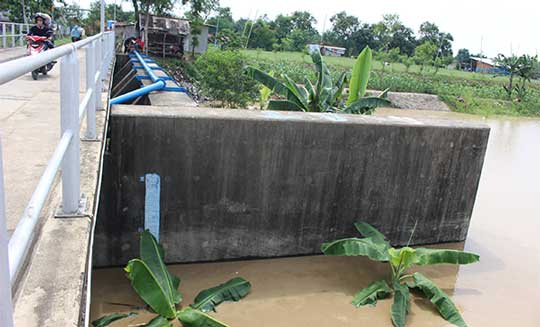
[470,56,508,74]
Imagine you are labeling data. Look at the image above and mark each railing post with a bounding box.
[60,48,81,214]
[19,24,23,47]
[10,24,15,48]
[94,37,103,110]
[0,140,13,327]
[85,43,97,140]
[2,23,6,48]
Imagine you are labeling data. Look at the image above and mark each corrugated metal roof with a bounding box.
[470,56,496,66]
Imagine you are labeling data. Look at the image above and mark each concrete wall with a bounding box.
[94,106,489,266]
[183,26,209,54]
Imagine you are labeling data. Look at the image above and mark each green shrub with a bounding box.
[195,49,257,108]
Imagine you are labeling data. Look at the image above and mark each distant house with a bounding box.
[138,14,210,57]
[470,57,508,75]
[307,44,346,57]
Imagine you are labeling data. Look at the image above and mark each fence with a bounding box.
[0,13,115,327]
[0,22,32,48]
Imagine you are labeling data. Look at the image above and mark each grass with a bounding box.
[241,49,540,117]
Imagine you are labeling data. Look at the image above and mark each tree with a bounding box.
[0,0,55,23]
[418,21,454,58]
[215,28,244,50]
[328,11,359,50]
[388,24,416,56]
[247,19,276,50]
[372,14,417,56]
[399,54,414,72]
[206,6,235,33]
[270,11,319,50]
[414,41,438,72]
[495,54,538,100]
[83,1,135,35]
[372,14,401,51]
[455,48,471,70]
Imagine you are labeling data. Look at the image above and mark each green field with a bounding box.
[241,49,540,117]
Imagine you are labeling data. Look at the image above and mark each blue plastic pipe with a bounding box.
[110,50,166,105]
[109,80,165,105]
[133,51,162,83]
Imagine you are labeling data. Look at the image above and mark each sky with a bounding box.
[75,0,539,57]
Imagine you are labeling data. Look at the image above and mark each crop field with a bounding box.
[241,49,540,117]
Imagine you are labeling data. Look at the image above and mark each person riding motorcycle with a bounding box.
[27,13,54,50]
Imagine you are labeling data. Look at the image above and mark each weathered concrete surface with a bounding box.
[0,46,26,64]
[12,109,107,326]
[95,106,489,266]
[0,49,111,326]
[0,50,93,236]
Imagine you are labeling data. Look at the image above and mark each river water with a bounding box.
[91,109,540,326]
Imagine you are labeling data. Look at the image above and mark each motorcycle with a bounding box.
[26,35,55,80]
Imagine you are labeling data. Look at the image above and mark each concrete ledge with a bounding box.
[95,106,489,266]
[12,99,108,326]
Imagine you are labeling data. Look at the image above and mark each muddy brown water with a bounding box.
[91,109,540,326]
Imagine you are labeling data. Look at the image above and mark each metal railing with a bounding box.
[0,21,115,327]
[0,22,32,48]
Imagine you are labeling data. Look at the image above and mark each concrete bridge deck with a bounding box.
[0,48,109,326]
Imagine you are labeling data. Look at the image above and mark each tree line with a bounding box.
[207,10,454,65]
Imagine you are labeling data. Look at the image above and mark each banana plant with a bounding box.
[245,46,390,114]
[92,231,251,327]
[321,222,479,327]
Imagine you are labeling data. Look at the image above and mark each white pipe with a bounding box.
[8,131,73,283]
[79,89,94,123]
[0,33,102,86]
[0,139,14,327]
[85,43,97,139]
[60,49,81,214]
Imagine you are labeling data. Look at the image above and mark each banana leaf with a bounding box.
[177,307,230,327]
[388,247,417,272]
[125,259,177,319]
[91,312,137,327]
[321,237,389,261]
[304,77,316,102]
[415,248,479,266]
[192,277,252,313]
[245,66,288,95]
[412,272,467,327]
[140,231,182,305]
[391,281,410,327]
[353,222,390,248]
[329,71,348,106]
[341,97,391,114]
[347,46,372,105]
[145,315,172,327]
[246,67,305,109]
[267,100,304,111]
[351,280,392,307]
[312,51,334,111]
[283,75,309,109]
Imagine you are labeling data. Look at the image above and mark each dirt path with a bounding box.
[368,90,451,111]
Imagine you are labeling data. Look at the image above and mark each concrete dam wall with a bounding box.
[94,105,489,266]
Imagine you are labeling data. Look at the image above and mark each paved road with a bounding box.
[0,48,92,236]
[0,46,26,63]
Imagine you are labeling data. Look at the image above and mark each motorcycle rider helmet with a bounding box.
[34,13,46,23]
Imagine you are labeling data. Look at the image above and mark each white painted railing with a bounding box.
[0,22,32,48]
[0,7,114,325]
